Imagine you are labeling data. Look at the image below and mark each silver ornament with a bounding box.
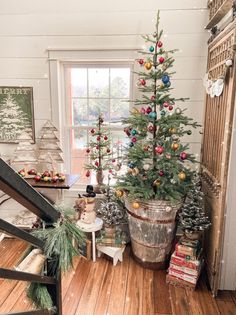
[143,163,151,171]
[225,59,233,67]
[165,206,172,213]
[175,108,181,114]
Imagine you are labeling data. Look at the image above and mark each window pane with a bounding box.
[72,98,87,126]
[111,130,129,154]
[110,68,130,98]
[89,68,109,98]
[71,68,87,97]
[71,128,87,156]
[110,99,130,124]
[88,98,109,124]
[71,158,90,185]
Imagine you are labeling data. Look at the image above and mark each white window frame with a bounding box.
[48,49,138,188]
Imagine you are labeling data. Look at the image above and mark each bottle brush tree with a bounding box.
[116,12,200,203]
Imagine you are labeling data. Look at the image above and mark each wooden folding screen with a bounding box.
[201,22,236,295]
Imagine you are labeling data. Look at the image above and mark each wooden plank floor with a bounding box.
[1,239,236,315]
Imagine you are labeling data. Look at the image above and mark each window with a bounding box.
[64,64,132,186]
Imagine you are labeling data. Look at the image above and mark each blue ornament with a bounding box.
[131,129,137,136]
[148,111,157,119]
[149,46,155,52]
[160,110,166,116]
[128,162,135,169]
[129,142,134,148]
[162,75,170,84]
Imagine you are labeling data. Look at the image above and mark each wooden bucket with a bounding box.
[124,198,181,269]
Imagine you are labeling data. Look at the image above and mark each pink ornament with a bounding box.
[159,57,165,63]
[140,107,146,114]
[146,106,152,114]
[131,137,137,143]
[168,105,173,111]
[163,102,169,108]
[155,146,164,154]
[157,41,163,48]
[151,95,156,101]
[148,125,156,133]
[140,79,146,86]
[180,152,187,160]
[109,169,113,174]
[159,170,164,176]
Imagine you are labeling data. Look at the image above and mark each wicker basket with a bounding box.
[124,197,181,269]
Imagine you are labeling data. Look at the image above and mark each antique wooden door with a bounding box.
[201,22,236,295]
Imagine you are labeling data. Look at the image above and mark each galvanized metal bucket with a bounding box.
[124,197,181,269]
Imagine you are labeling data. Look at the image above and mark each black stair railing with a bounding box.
[0,158,62,315]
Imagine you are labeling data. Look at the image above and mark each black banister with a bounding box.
[0,268,56,284]
[4,310,54,315]
[0,219,44,248]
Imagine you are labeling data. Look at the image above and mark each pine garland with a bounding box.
[27,282,54,311]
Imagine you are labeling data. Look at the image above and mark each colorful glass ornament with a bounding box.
[140,107,146,114]
[163,102,169,108]
[178,171,186,181]
[151,95,156,101]
[145,62,152,70]
[171,143,179,151]
[169,127,177,134]
[175,108,181,114]
[149,46,155,52]
[129,142,134,147]
[155,146,164,154]
[90,128,95,134]
[85,170,91,177]
[157,41,163,48]
[104,135,108,140]
[146,106,152,114]
[168,105,173,111]
[162,75,170,84]
[95,161,99,167]
[132,167,139,176]
[131,137,137,143]
[148,125,155,133]
[148,111,157,119]
[86,148,90,153]
[159,170,164,176]
[97,136,101,141]
[187,130,192,135]
[159,57,165,63]
[107,148,111,153]
[132,201,140,209]
[160,110,166,116]
[180,152,187,160]
[115,190,124,198]
[140,79,146,86]
[132,107,140,114]
[128,162,135,169]
[153,179,161,186]
[131,129,137,136]
[138,59,144,65]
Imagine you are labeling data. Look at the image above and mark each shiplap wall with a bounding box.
[0,0,208,159]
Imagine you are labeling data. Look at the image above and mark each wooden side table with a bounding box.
[97,244,126,266]
[76,218,103,262]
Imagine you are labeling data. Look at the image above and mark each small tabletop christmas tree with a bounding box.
[38,121,64,172]
[85,114,113,192]
[178,175,211,237]
[116,12,200,203]
[11,132,37,174]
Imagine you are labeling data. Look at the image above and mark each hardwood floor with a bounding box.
[1,239,236,315]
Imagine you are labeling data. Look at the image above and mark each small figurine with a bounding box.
[74,195,87,220]
[80,196,96,224]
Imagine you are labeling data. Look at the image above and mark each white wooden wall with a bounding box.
[0,0,209,216]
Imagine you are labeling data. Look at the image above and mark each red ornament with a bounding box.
[159,57,165,63]
[85,170,91,177]
[151,95,156,101]
[43,171,50,177]
[157,41,163,48]
[148,125,156,133]
[168,105,173,111]
[91,128,95,134]
[159,170,164,176]
[163,102,169,108]
[180,152,187,160]
[138,59,144,65]
[155,146,164,154]
[86,148,90,153]
[107,148,111,153]
[146,106,152,114]
[140,107,146,114]
[34,175,41,182]
[97,136,101,141]
[131,137,137,143]
[104,135,108,140]
[112,159,116,163]
[109,169,113,174]
[140,79,146,86]
[95,161,99,167]
[52,176,59,183]
[96,145,99,150]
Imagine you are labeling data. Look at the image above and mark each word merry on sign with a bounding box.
[0,87,31,95]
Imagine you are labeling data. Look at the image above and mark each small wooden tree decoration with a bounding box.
[38,121,64,173]
[85,114,113,192]
[11,132,37,174]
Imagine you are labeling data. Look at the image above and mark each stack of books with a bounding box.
[166,237,203,289]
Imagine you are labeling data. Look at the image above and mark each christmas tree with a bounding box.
[85,114,113,189]
[0,95,31,142]
[11,131,37,172]
[38,121,64,171]
[116,12,200,202]
[178,175,211,235]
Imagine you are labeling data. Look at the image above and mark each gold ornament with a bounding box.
[132,167,139,176]
[171,142,179,151]
[144,62,152,70]
[169,127,177,134]
[153,179,161,186]
[115,190,124,198]
[178,171,186,181]
[160,82,165,89]
[132,201,140,209]
[127,168,133,174]
[131,107,139,114]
